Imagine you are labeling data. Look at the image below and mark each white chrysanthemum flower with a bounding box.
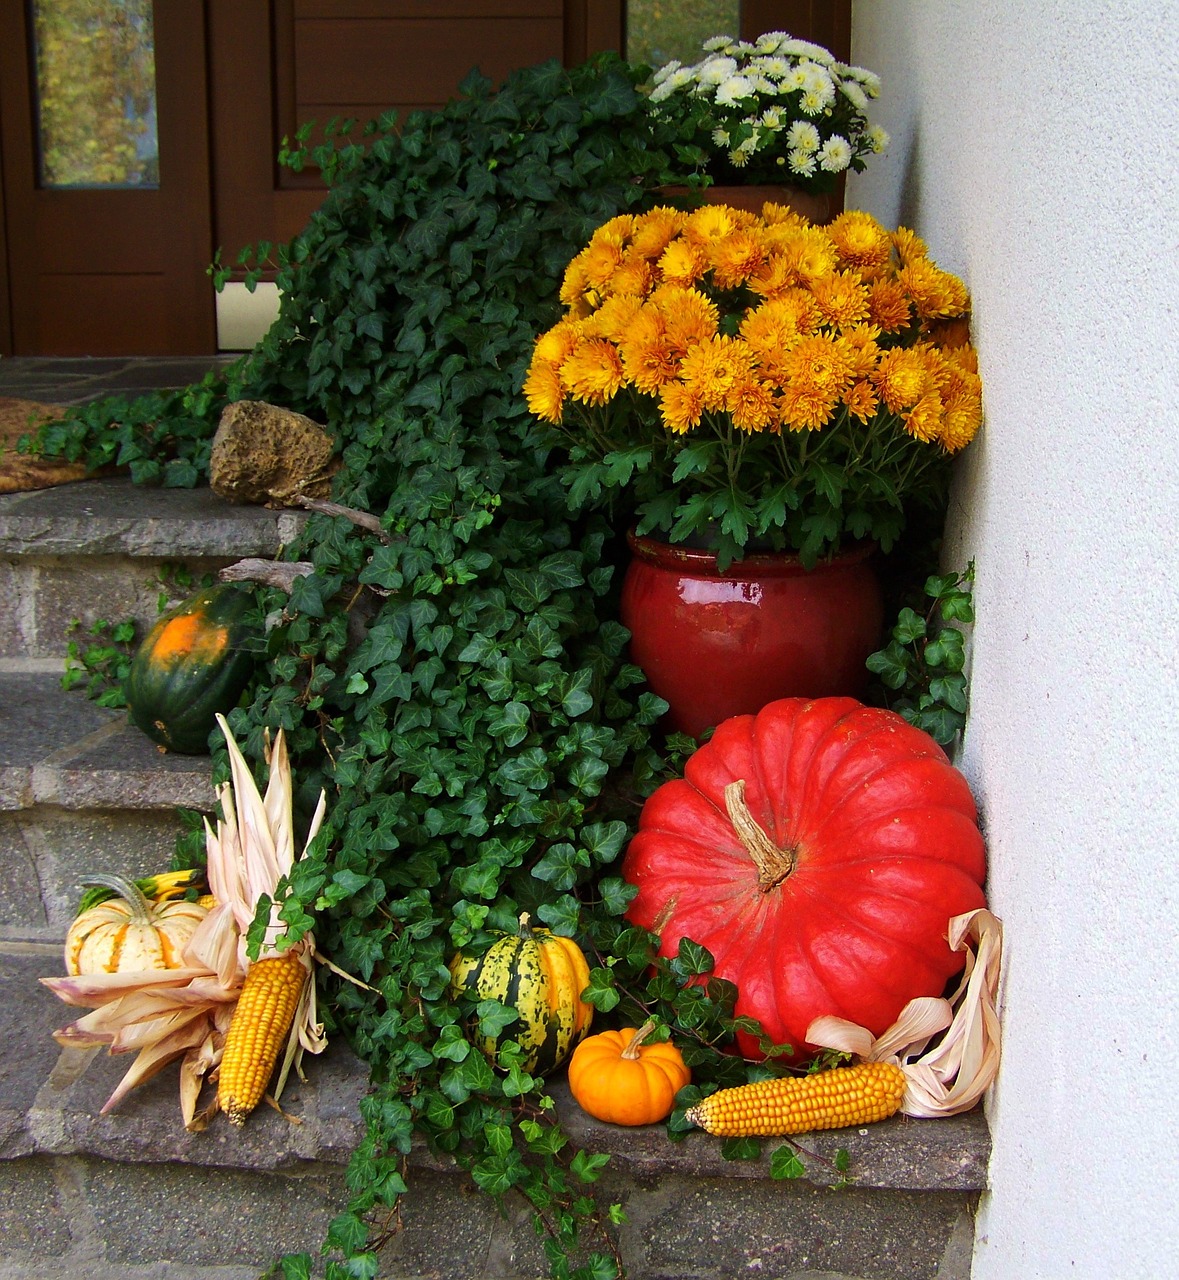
[780,39,835,65]
[818,135,852,171]
[761,105,785,129]
[728,147,751,168]
[697,55,739,87]
[716,74,755,106]
[784,66,810,92]
[840,80,869,110]
[788,148,818,177]
[703,35,736,53]
[866,124,890,153]
[712,126,731,147]
[649,66,694,102]
[749,75,777,95]
[801,63,836,103]
[799,89,828,116]
[786,120,821,153]
[652,59,681,86]
[755,31,788,54]
[847,65,882,96]
[753,56,791,79]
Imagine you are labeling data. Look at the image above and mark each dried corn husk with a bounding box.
[807,908,1003,1117]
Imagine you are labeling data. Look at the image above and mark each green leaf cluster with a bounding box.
[866,562,975,744]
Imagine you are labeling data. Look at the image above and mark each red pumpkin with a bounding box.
[622,697,987,1062]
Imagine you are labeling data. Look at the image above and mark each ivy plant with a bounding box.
[865,563,975,744]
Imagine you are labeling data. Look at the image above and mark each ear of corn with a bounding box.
[685,1062,906,1137]
[217,950,307,1126]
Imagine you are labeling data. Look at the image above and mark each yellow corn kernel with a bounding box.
[217,951,306,1126]
[685,1062,906,1137]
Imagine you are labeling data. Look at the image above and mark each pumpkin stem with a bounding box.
[723,780,796,892]
[78,873,155,924]
[517,911,533,937]
[621,1019,659,1060]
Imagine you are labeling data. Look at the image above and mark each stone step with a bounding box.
[0,674,214,933]
[0,945,986,1280]
[0,477,304,662]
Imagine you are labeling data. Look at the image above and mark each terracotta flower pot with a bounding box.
[620,533,883,740]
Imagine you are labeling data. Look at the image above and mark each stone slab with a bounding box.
[0,675,215,814]
[0,477,305,558]
[0,1157,73,1259]
[0,947,71,1157]
[548,1081,990,1193]
[11,808,193,929]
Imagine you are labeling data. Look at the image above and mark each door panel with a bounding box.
[0,0,215,355]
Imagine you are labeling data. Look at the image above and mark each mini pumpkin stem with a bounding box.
[78,873,156,924]
[723,780,796,892]
[621,1019,659,1060]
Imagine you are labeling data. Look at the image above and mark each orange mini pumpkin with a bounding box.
[567,1020,691,1126]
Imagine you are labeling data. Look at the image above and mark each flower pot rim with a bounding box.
[625,531,877,578]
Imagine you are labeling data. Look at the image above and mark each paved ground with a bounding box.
[0,356,235,406]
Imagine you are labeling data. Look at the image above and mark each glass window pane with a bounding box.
[626,0,741,70]
[31,0,159,189]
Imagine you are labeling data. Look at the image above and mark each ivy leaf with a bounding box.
[582,966,620,1012]
[532,842,590,891]
[671,936,714,980]
[892,607,927,644]
[770,1146,806,1179]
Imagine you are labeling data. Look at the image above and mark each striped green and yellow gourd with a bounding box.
[448,913,593,1075]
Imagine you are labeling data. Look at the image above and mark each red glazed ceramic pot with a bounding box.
[620,534,883,740]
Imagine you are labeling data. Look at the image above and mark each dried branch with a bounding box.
[219,559,315,592]
[292,495,392,543]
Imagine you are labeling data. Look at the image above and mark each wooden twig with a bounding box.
[219,558,315,592]
[292,495,392,543]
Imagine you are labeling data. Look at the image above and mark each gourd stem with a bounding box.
[723,780,796,892]
[621,1018,659,1060]
[78,873,155,924]
[517,911,533,937]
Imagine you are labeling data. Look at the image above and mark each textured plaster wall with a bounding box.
[845,3,1179,1276]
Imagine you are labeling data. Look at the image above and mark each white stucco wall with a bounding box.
[845,3,1179,1276]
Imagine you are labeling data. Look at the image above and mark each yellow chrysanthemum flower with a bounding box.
[523,361,565,424]
[608,251,656,298]
[740,301,805,364]
[618,311,679,394]
[659,238,707,287]
[778,384,841,432]
[631,207,684,260]
[559,255,591,308]
[591,213,636,249]
[897,258,971,321]
[866,278,913,333]
[560,338,624,406]
[649,286,720,351]
[939,394,983,452]
[872,347,931,413]
[891,226,929,266]
[746,254,796,300]
[903,392,945,443]
[772,226,839,285]
[682,204,739,246]
[533,319,582,368]
[582,239,625,292]
[810,270,871,329]
[582,295,643,343]
[836,324,883,379]
[659,381,706,434]
[779,333,853,400]
[707,230,767,291]
[827,210,893,274]
[843,379,880,422]
[679,335,754,411]
[726,375,778,432]
[759,201,809,228]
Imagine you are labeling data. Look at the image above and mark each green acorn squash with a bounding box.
[448,913,593,1076]
[125,584,258,754]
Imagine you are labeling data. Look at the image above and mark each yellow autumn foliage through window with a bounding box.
[526,202,983,568]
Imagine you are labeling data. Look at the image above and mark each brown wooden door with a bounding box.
[0,0,216,355]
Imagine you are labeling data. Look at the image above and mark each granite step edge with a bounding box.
[0,477,307,559]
